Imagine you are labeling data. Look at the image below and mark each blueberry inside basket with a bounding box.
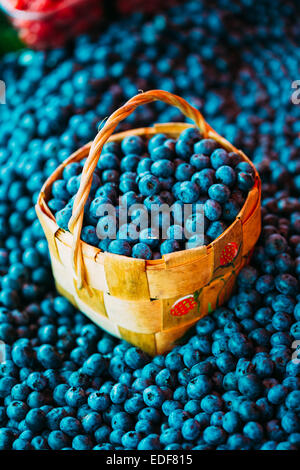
[36,90,261,356]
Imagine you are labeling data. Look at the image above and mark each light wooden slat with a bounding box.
[75,295,121,339]
[238,181,260,223]
[146,248,214,299]
[104,252,150,301]
[242,201,262,256]
[74,282,108,318]
[162,290,203,330]
[36,120,261,355]
[211,218,243,279]
[118,326,156,356]
[155,321,198,355]
[104,294,162,333]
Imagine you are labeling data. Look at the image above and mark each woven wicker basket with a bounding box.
[36,90,261,355]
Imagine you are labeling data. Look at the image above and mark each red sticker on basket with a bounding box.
[219,242,238,266]
[170,295,197,317]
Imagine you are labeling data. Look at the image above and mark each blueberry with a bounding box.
[55,207,72,231]
[203,425,227,445]
[137,157,152,174]
[52,180,69,201]
[25,408,46,432]
[227,434,252,450]
[66,175,81,196]
[222,198,240,221]
[187,375,212,399]
[143,385,165,408]
[0,428,14,450]
[7,401,29,422]
[31,436,49,450]
[108,240,132,257]
[122,431,142,449]
[111,411,132,431]
[138,173,160,196]
[110,383,128,404]
[124,347,149,369]
[237,171,255,191]
[27,372,47,391]
[82,411,102,433]
[121,135,145,155]
[204,199,222,221]
[222,411,241,433]
[132,242,152,259]
[151,145,174,162]
[175,163,195,181]
[208,183,230,203]
[275,273,298,296]
[181,418,201,441]
[215,165,236,187]
[63,162,81,181]
[194,139,218,156]
[59,416,82,437]
[228,333,254,358]
[210,149,230,169]
[82,353,106,377]
[281,412,300,434]
[160,240,181,255]
[177,181,200,203]
[48,430,70,450]
[207,221,227,240]
[151,159,174,178]
[192,168,215,193]
[148,134,167,153]
[138,434,162,450]
[236,161,255,177]
[190,154,211,170]
[98,152,120,171]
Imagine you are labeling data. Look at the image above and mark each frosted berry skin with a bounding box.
[132,242,153,260]
[50,121,256,259]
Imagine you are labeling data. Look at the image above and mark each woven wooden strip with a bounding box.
[104,252,150,301]
[54,236,109,293]
[211,218,243,278]
[103,294,162,334]
[56,282,78,308]
[146,247,214,299]
[74,294,121,338]
[215,270,238,307]
[74,282,108,318]
[238,181,260,223]
[242,200,262,257]
[199,276,226,316]
[118,326,157,356]
[153,122,195,136]
[155,321,198,355]
[162,291,203,330]
[35,103,262,354]
[51,256,75,297]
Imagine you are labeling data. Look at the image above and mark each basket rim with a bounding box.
[36,121,261,271]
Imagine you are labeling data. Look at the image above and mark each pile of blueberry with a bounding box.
[51,129,255,259]
[0,0,299,451]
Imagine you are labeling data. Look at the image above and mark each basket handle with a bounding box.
[68,89,209,288]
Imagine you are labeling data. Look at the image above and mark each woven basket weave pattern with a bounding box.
[36,91,261,355]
